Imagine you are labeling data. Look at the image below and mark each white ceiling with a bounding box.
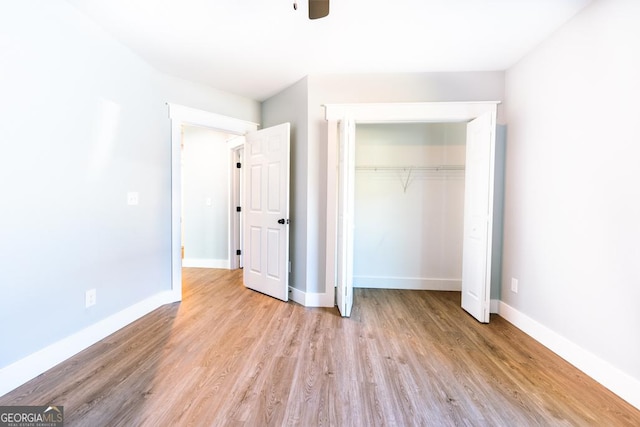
[66,0,592,101]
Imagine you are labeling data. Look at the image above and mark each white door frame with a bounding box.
[324,101,500,311]
[168,103,259,301]
[228,141,244,270]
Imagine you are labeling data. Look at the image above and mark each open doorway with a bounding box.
[353,122,467,291]
[168,104,259,301]
[181,125,240,269]
[325,102,502,322]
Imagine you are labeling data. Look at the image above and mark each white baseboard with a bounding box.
[498,301,640,411]
[289,286,334,308]
[353,276,461,291]
[182,258,230,269]
[0,291,177,398]
[288,286,305,306]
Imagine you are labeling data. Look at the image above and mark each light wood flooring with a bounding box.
[1,268,639,426]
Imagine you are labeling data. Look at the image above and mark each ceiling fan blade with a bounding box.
[309,0,329,19]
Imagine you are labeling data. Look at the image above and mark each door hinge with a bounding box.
[236,249,241,255]
[236,162,242,168]
[236,206,241,212]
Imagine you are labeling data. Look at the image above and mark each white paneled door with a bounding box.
[243,123,290,301]
[461,112,496,323]
[336,118,355,317]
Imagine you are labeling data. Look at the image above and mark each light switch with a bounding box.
[127,192,139,205]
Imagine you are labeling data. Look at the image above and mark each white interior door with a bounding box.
[243,123,290,301]
[336,118,355,317]
[461,111,496,323]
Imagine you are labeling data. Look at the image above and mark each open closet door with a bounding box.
[336,118,355,317]
[461,111,496,323]
[243,123,290,301]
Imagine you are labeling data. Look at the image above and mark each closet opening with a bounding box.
[353,122,467,291]
[324,102,502,322]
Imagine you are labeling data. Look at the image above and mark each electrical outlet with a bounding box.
[511,278,518,293]
[85,289,97,308]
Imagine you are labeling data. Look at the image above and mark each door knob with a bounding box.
[278,218,289,224]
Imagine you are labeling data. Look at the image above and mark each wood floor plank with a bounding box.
[1,268,639,426]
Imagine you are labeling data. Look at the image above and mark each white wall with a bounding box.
[182,126,232,268]
[503,0,640,407]
[353,123,466,290]
[0,0,259,385]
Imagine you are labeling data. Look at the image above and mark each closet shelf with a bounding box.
[355,165,465,172]
[356,165,465,193]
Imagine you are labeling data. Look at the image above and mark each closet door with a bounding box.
[461,111,496,323]
[336,117,355,317]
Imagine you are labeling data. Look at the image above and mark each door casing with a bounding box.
[229,141,244,270]
[168,103,259,301]
[324,102,501,317]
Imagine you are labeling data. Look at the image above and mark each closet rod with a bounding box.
[355,165,465,172]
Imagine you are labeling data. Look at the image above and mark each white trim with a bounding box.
[498,301,640,411]
[0,291,175,397]
[227,135,246,149]
[169,111,183,302]
[324,101,501,123]
[182,258,230,269]
[167,103,258,300]
[228,142,244,270]
[288,286,334,308]
[353,276,461,291]
[288,286,305,306]
[168,104,259,133]
[324,119,339,310]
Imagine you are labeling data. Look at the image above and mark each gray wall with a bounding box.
[261,77,309,291]
[0,1,259,368]
[503,0,640,382]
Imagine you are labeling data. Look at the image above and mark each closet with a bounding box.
[326,101,501,322]
[353,122,467,291]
